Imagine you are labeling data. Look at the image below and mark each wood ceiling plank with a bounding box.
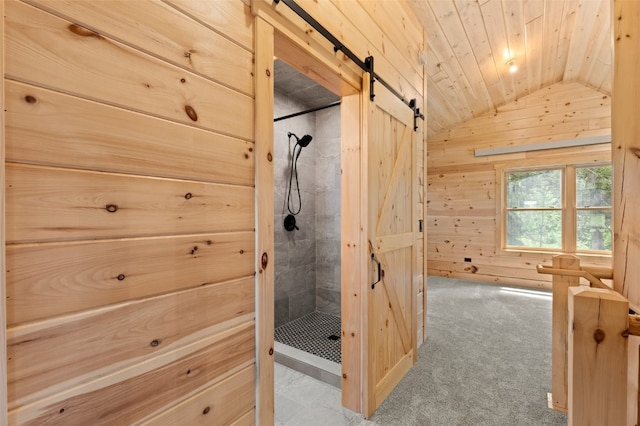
[454,0,506,107]
[428,0,493,116]
[540,0,566,85]
[426,104,453,137]
[404,0,432,43]
[581,0,612,92]
[523,0,545,23]
[525,15,544,93]
[425,104,447,136]
[480,0,517,102]
[594,60,613,94]
[552,0,580,82]
[426,65,465,127]
[577,0,611,82]
[563,0,602,82]
[422,3,475,121]
[502,0,529,97]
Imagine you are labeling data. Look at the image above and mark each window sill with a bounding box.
[501,248,612,259]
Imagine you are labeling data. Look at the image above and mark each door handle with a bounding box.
[371,253,381,289]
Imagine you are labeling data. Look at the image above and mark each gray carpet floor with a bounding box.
[369,276,567,426]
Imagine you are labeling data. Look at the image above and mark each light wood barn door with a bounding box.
[366,85,417,416]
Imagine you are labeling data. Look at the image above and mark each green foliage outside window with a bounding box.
[576,165,612,251]
[505,165,612,252]
[506,169,562,209]
[506,169,562,249]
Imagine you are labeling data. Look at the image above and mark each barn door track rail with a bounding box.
[273,0,425,131]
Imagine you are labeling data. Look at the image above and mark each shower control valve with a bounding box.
[284,214,299,232]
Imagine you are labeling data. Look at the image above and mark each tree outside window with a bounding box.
[506,169,562,249]
[575,165,612,251]
[504,164,611,253]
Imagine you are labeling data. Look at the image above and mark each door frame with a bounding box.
[252,2,368,422]
[0,1,8,422]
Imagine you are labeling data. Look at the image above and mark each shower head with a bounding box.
[287,132,313,148]
[298,134,312,147]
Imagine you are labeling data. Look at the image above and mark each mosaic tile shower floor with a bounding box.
[274,311,341,364]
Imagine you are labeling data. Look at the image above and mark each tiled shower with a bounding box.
[273,60,342,369]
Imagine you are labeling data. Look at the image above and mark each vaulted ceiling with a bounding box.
[407,0,612,137]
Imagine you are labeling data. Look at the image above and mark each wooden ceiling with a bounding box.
[406,0,612,137]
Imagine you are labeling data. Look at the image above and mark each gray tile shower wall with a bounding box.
[315,107,341,316]
[273,88,341,327]
[274,89,317,327]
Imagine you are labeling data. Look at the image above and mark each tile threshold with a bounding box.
[275,342,342,389]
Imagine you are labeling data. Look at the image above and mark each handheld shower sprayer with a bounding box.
[284,132,313,231]
[288,132,313,148]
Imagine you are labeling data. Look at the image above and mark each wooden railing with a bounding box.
[537,255,636,426]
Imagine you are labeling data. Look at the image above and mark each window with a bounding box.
[575,165,612,251]
[503,164,612,253]
[506,169,562,249]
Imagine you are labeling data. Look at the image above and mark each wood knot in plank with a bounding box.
[630,147,640,159]
[202,406,211,415]
[105,204,118,213]
[24,95,37,104]
[261,252,269,269]
[593,328,605,344]
[184,105,198,121]
[464,265,479,273]
[68,24,101,38]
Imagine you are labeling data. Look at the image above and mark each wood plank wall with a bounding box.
[3,0,256,424]
[427,82,612,288]
[1,0,427,421]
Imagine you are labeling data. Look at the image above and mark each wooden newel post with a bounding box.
[551,255,581,411]
[568,287,628,426]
